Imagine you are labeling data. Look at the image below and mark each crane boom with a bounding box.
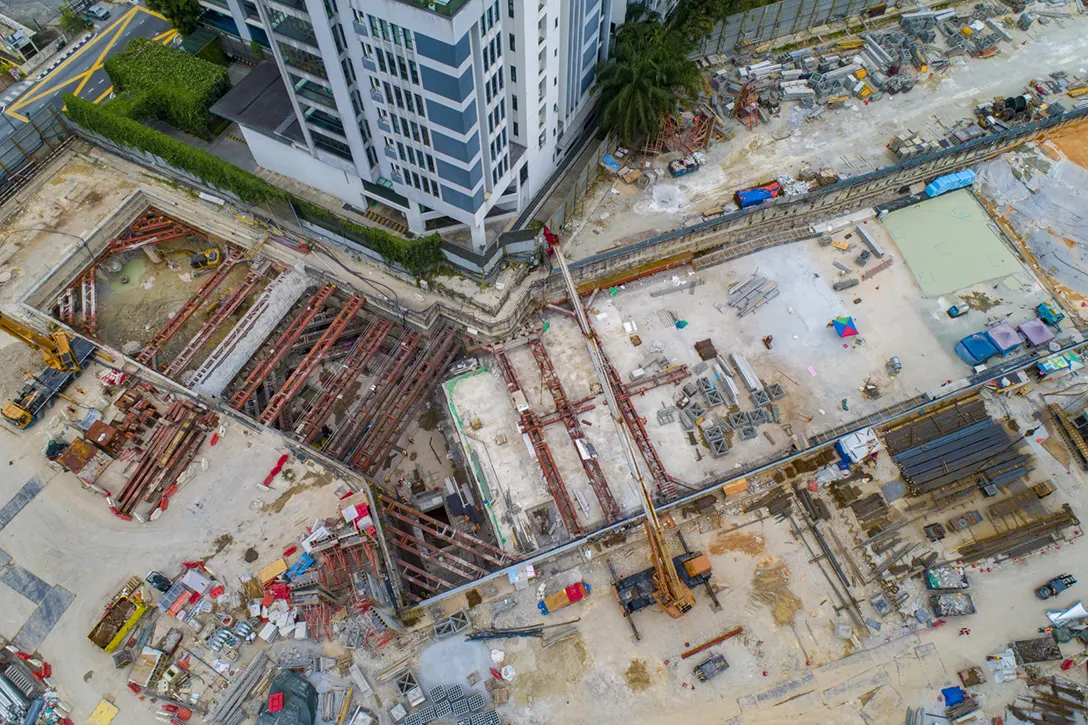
[546,234,694,617]
[0,313,79,372]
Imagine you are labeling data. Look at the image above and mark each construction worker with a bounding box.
[959,628,971,636]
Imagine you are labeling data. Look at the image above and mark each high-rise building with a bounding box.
[210,0,619,256]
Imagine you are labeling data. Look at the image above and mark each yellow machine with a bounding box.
[0,312,79,372]
[0,313,95,428]
[189,247,222,270]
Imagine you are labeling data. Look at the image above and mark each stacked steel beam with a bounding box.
[528,335,621,522]
[228,282,336,411]
[163,266,266,378]
[957,504,1080,562]
[492,346,584,538]
[295,317,394,443]
[258,295,366,425]
[107,211,193,254]
[113,401,208,516]
[136,256,239,365]
[891,415,1027,495]
[347,326,459,475]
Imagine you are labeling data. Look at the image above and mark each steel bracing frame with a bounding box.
[492,346,585,537]
[528,335,621,522]
[258,294,366,425]
[228,282,335,411]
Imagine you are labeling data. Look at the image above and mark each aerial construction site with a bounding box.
[2,1,1088,725]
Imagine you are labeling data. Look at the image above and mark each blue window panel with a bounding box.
[426,99,477,134]
[582,40,598,71]
[414,32,472,68]
[436,158,482,190]
[584,12,599,42]
[431,129,480,163]
[581,67,595,94]
[441,184,485,213]
[421,65,474,103]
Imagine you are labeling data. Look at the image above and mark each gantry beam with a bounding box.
[349,327,460,475]
[229,282,335,411]
[136,255,238,365]
[163,267,264,378]
[258,295,366,425]
[295,317,394,444]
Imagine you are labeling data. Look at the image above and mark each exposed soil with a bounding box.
[1047,124,1088,168]
[623,659,653,692]
[709,530,766,556]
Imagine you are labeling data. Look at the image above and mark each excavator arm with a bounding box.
[0,313,81,373]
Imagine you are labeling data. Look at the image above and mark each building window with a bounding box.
[366,146,378,168]
[391,115,399,133]
[511,96,517,111]
[410,122,420,142]
[409,60,419,85]
[426,154,435,172]
[509,33,515,52]
[397,56,408,81]
[394,87,404,108]
[421,127,430,146]
[383,81,392,103]
[404,28,413,50]
[397,142,406,161]
[391,22,402,45]
[513,121,518,137]
[508,0,514,17]
[415,94,425,117]
[511,65,517,82]
[376,52,386,73]
[539,130,546,149]
[369,16,378,36]
[379,19,390,41]
[405,92,415,113]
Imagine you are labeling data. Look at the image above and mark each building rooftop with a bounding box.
[210,61,295,140]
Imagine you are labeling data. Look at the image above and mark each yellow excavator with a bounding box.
[189,248,222,271]
[0,313,96,428]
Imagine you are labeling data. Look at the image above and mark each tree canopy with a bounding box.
[594,15,701,145]
[145,0,202,36]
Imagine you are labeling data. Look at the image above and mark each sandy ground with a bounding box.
[563,10,1088,261]
[0,152,355,724]
[381,371,1088,725]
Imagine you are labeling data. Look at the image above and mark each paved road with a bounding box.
[1,6,174,135]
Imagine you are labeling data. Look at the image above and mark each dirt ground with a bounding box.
[1046,123,1088,169]
[386,370,1088,725]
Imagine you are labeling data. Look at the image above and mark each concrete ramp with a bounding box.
[190,266,312,398]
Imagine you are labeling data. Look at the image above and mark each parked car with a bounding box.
[1036,574,1076,600]
[86,4,111,20]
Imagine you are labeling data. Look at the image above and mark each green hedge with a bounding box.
[104,37,230,137]
[64,95,444,276]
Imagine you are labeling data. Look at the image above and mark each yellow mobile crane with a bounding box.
[0,313,96,428]
[542,231,713,637]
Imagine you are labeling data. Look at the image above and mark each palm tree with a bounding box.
[595,22,702,145]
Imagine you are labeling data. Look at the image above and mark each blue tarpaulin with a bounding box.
[736,188,775,208]
[925,169,976,198]
[954,333,1000,365]
[941,686,965,707]
[601,154,622,173]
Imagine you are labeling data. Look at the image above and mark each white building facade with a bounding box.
[212,0,623,253]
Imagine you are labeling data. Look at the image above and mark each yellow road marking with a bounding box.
[7,8,138,113]
[4,6,172,123]
[93,86,114,104]
[73,10,136,98]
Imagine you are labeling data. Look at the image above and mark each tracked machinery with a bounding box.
[542,228,714,639]
[0,313,96,428]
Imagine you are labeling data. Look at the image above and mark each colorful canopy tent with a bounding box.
[832,316,859,337]
[1019,317,1055,347]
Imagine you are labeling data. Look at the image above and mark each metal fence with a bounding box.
[542,133,613,235]
[696,0,899,55]
[0,106,73,207]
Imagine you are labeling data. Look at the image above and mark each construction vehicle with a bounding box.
[1036,301,1065,327]
[1032,480,1055,499]
[0,313,96,428]
[1036,574,1076,600]
[694,654,729,682]
[540,227,707,639]
[189,247,222,271]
